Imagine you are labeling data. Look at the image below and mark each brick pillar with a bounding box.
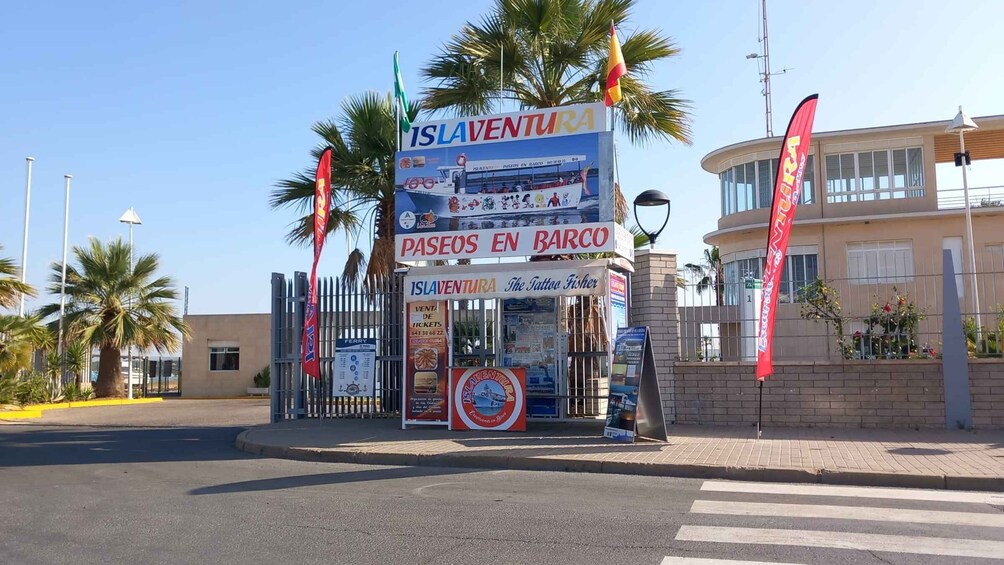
[630,249,679,423]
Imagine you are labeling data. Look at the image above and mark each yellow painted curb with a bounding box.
[0,409,43,420]
[22,398,165,412]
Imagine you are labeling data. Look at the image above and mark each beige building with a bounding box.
[181,313,270,397]
[691,112,1004,361]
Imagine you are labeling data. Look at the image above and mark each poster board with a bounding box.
[603,327,667,442]
[404,301,450,425]
[502,298,559,418]
[333,338,375,396]
[450,367,526,431]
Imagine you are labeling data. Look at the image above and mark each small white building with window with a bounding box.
[691,112,1004,361]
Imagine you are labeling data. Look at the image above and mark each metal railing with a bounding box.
[937,185,1004,210]
[678,251,1004,362]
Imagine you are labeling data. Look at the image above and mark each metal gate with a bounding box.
[270,272,610,422]
[270,272,403,423]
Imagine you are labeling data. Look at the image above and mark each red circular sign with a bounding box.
[452,368,525,431]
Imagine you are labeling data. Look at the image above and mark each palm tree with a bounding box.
[684,246,724,305]
[271,92,422,283]
[422,0,691,145]
[0,245,34,310]
[0,313,51,376]
[38,238,189,398]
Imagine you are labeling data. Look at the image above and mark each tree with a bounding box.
[37,238,189,398]
[0,313,51,376]
[422,0,691,145]
[271,92,421,283]
[684,246,723,305]
[0,245,34,310]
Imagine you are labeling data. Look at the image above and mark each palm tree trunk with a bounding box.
[95,345,123,398]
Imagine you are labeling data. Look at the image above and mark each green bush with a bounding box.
[253,366,270,388]
[62,382,92,401]
[16,373,49,405]
[0,373,17,405]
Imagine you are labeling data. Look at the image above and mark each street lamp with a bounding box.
[19,157,35,317]
[119,207,142,399]
[57,175,72,372]
[946,106,981,337]
[633,189,671,247]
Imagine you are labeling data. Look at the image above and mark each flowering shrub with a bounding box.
[798,279,854,359]
[858,287,925,359]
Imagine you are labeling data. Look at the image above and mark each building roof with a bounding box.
[701,113,1004,174]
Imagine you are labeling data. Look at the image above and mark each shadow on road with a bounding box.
[189,465,472,495]
[0,426,252,467]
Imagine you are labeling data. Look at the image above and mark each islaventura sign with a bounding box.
[405,266,609,301]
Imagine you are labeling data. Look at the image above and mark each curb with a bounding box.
[233,431,1004,492]
[2,398,164,420]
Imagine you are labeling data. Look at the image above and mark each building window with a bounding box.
[209,346,240,371]
[825,148,924,203]
[846,240,914,284]
[723,252,818,305]
[719,156,814,215]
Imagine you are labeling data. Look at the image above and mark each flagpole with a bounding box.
[757,379,763,438]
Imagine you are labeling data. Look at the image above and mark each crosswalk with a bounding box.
[661,480,1004,564]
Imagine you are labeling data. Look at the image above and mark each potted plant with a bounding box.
[248,366,270,396]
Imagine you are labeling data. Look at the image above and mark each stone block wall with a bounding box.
[670,360,1004,429]
[971,359,1004,428]
[630,249,680,423]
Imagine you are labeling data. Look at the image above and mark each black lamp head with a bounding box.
[634,189,671,207]
[632,189,672,248]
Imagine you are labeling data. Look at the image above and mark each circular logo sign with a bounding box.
[399,211,416,230]
[454,368,524,430]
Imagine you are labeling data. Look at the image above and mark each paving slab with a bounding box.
[236,418,1004,491]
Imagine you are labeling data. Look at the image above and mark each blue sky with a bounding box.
[3,0,1004,315]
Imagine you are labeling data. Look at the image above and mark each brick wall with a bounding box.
[971,359,1004,428]
[630,249,680,422]
[670,360,1004,429]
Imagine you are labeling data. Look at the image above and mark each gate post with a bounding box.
[293,271,308,419]
[270,272,285,423]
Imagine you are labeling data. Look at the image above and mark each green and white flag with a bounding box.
[394,51,411,133]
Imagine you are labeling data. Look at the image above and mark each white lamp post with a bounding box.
[946,106,981,338]
[57,175,72,371]
[19,157,35,317]
[119,207,142,399]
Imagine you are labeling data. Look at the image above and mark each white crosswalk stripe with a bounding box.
[660,480,1004,563]
[675,525,1004,560]
[690,499,1004,527]
[660,558,806,565]
[700,480,1004,505]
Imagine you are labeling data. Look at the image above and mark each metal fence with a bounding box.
[679,250,1004,362]
[271,272,611,422]
[270,272,404,423]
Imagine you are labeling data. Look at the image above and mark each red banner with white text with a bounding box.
[302,147,332,379]
[756,95,819,380]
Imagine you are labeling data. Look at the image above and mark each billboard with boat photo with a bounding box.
[395,103,624,262]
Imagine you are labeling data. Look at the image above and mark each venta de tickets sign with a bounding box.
[406,266,609,301]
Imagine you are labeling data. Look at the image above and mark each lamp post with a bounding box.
[19,157,35,317]
[119,207,142,399]
[946,106,981,338]
[57,175,72,370]
[632,189,671,247]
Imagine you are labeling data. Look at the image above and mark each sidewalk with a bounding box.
[236,419,1004,491]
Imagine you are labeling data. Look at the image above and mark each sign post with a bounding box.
[334,338,376,398]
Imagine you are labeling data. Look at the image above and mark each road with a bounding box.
[2,400,1004,564]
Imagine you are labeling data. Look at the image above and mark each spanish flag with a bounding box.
[605,22,627,107]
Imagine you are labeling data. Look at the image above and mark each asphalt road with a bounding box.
[2,400,1003,564]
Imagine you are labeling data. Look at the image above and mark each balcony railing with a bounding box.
[937,185,1004,210]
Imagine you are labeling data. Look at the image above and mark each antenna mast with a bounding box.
[760,0,773,137]
[747,0,790,137]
